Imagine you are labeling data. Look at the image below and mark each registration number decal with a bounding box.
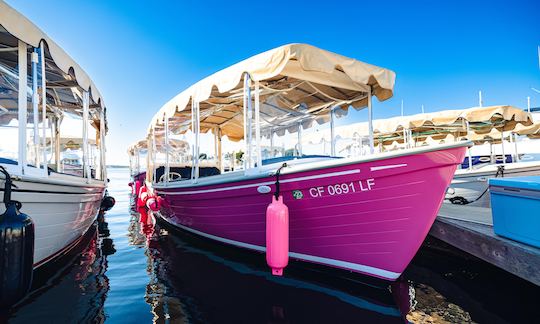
[308,179,375,198]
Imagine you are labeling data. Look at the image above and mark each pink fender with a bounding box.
[266,195,289,276]
[137,186,148,208]
[134,180,142,198]
[146,196,160,212]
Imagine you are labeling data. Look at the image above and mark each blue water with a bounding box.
[3,168,539,323]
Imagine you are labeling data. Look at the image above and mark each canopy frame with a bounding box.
[139,44,397,185]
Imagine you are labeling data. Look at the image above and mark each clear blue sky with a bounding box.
[6,0,540,165]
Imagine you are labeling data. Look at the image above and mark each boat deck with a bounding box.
[430,203,540,286]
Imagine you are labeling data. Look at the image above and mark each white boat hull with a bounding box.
[446,160,540,207]
[0,174,105,268]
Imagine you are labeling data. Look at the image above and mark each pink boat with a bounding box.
[135,44,470,280]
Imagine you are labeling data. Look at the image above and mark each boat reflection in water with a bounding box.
[132,208,415,323]
[5,213,116,323]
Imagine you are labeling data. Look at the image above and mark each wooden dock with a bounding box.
[429,203,540,286]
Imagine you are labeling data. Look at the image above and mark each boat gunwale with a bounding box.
[453,160,540,179]
[152,141,471,190]
[0,167,107,189]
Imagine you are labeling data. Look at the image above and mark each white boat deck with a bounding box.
[438,203,493,225]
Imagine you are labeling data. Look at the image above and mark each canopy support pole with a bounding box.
[191,104,196,179]
[214,127,223,173]
[489,142,494,164]
[513,133,519,162]
[31,49,40,170]
[244,73,254,171]
[297,122,302,156]
[269,129,274,158]
[466,121,472,170]
[54,117,60,172]
[193,101,200,182]
[231,150,235,171]
[18,40,27,175]
[508,131,513,163]
[100,109,107,181]
[501,131,506,165]
[164,115,170,184]
[151,129,156,183]
[254,80,262,170]
[406,130,409,149]
[367,88,374,154]
[242,75,248,170]
[82,91,90,183]
[40,44,47,171]
[330,108,336,156]
[403,129,408,149]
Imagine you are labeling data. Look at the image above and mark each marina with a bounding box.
[1,0,540,323]
[3,168,539,323]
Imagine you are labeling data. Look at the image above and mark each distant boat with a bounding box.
[132,44,469,281]
[0,1,109,303]
[326,105,539,207]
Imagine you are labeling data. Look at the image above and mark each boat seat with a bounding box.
[0,157,18,165]
[155,166,221,182]
[460,154,513,169]
[262,154,340,166]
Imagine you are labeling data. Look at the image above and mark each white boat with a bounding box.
[446,118,540,206]
[449,160,540,206]
[0,0,108,302]
[348,105,540,207]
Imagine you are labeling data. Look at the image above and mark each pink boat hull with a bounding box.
[154,146,466,280]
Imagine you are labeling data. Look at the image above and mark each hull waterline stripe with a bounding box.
[157,169,360,195]
[160,216,400,280]
[370,164,407,172]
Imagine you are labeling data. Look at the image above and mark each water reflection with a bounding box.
[131,208,409,323]
[6,213,116,323]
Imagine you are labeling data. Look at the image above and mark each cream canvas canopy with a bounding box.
[147,43,396,141]
[46,137,96,147]
[515,122,540,139]
[302,105,533,147]
[127,138,189,156]
[365,105,532,146]
[0,1,106,130]
[461,122,540,144]
[374,105,532,135]
[0,1,104,105]
[127,140,147,156]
